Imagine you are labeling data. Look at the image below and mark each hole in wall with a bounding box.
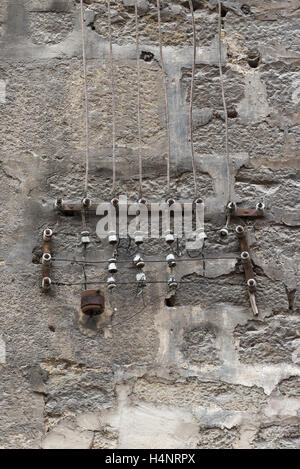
[241,4,251,15]
[182,0,203,11]
[248,49,261,68]
[48,325,56,332]
[227,106,238,118]
[140,51,154,62]
[221,3,228,17]
[165,295,176,307]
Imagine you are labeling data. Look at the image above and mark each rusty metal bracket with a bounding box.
[42,228,52,292]
[236,225,258,316]
[228,201,265,218]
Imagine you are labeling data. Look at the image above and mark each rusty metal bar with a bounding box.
[42,228,52,292]
[236,225,258,316]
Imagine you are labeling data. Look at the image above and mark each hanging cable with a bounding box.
[135,1,143,197]
[107,0,117,195]
[80,0,89,198]
[217,0,231,205]
[157,0,171,196]
[188,0,198,198]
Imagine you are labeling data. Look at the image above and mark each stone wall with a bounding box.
[0,0,299,449]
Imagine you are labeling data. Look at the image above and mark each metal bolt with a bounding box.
[43,228,53,241]
[194,198,203,205]
[166,198,175,207]
[236,225,245,238]
[82,197,91,208]
[219,227,229,238]
[241,251,250,264]
[111,198,119,207]
[247,278,257,293]
[42,253,52,264]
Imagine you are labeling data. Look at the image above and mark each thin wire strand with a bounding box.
[80,0,89,197]
[217,0,231,204]
[107,0,117,195]
[52,279,222,287]
[188,0,198,198]
[135,1,143,197]
[51,256,239,264]
[157,0,171,196]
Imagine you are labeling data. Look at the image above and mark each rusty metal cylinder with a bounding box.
[247,278,257,293]
[81,289,105,316]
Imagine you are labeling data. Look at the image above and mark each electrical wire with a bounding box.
[188,0,198,198]
[52,279,217,286]
[51,256,239,264]
[107,0,117,195]
[217,0,231,205]
[80,0,89,197]
[157,0,171,196]
[135,1,143,197]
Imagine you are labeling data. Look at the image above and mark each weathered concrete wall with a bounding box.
[0,0,299,449]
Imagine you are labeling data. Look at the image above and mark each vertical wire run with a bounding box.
[80,0,89,197]
[188,0,198,198]
[217,0,231,204]
[107,0,117,195]
[135,1,143,197]
[157,0,171,196]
